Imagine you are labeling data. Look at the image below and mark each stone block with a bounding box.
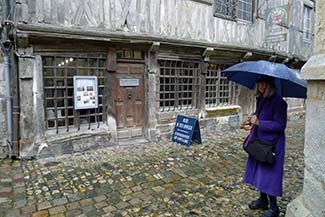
[13,200,27,209]
[19,80,34,139]
[302,170,325,217]
[79,198,94,207]
[0,81,6,97]
[20,204,36,215]
[62,142,73,155]
[286,195,313,217]
[19,58,34,79]
[31,210,49,217]
[52,197,68,207]
[0,64,4,81]
[65,202,80,210]
[37,201,51,211]
[228,115,240,128]
[37,146,55,159]
[147,128,157,142]
[48,205,66,215]
[301,54,325,80]
[94,195,106,203]
[0,146,7,159]
[304,100,325,182]
[65,209,83,217]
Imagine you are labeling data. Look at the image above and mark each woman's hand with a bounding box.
[248,114,259,126]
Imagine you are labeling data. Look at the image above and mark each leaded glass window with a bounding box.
[303,5,312,41]
[214,0,253,22]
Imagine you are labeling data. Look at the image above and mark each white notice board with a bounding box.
[73,76,98,110]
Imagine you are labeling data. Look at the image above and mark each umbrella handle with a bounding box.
[242,120,253,131]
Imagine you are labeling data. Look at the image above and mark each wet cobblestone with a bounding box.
[0,118,305,217]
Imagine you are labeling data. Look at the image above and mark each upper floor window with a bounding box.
[237,0,253,21]
[214,0,253,22]
[303,5,312,41]
[215,0,236,19]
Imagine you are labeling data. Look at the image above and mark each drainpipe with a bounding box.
[1,0,13,158]
[4,55,13,158]
[10,0,19,158]
[10,0,15,20]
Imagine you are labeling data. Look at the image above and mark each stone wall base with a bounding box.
[0,145,7,159]
[19,128,114,159]
[286,195,313,217]
[158,114,240,140]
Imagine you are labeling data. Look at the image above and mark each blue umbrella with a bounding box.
[223,60,307,98]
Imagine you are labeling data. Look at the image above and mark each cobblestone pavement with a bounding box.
[0,118,305,217]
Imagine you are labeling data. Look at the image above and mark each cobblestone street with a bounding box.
[0,117,305,217]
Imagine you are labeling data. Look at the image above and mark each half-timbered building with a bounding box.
[0,0,315,158]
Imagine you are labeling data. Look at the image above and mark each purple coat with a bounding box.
[244,93,287,197]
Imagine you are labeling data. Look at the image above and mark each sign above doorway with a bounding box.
[120,78,139,87]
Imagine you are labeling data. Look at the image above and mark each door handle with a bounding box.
[127,89,132,99]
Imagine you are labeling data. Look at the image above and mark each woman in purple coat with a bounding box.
[244,75,287,217]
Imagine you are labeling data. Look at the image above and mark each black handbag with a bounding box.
[243,137,277,164]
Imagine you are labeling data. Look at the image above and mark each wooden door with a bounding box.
[114,63,144,138]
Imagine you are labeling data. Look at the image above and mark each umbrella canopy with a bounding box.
[223,60,307,98]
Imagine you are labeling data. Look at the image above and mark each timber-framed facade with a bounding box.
[0,0,315,158]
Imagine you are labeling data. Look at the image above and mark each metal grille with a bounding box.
[303,5,312,40]
[215,0,236,19]
[42,56,107,133]
[158,60,200,112]
[237,0,252,21]
[205,64,238,107]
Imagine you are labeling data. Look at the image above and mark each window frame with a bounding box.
[42,55,107,134]
[205,64,239,108]
[236,0,253,22]
[302,4,313,41]
[214,0,253,23]
[158,59,201,112]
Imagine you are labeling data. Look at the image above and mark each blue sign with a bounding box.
[172,115,202,147]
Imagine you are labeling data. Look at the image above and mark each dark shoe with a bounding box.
[248,199,269,210]
[260,208,280,217]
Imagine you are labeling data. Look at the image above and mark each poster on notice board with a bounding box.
[73,76,98,110]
